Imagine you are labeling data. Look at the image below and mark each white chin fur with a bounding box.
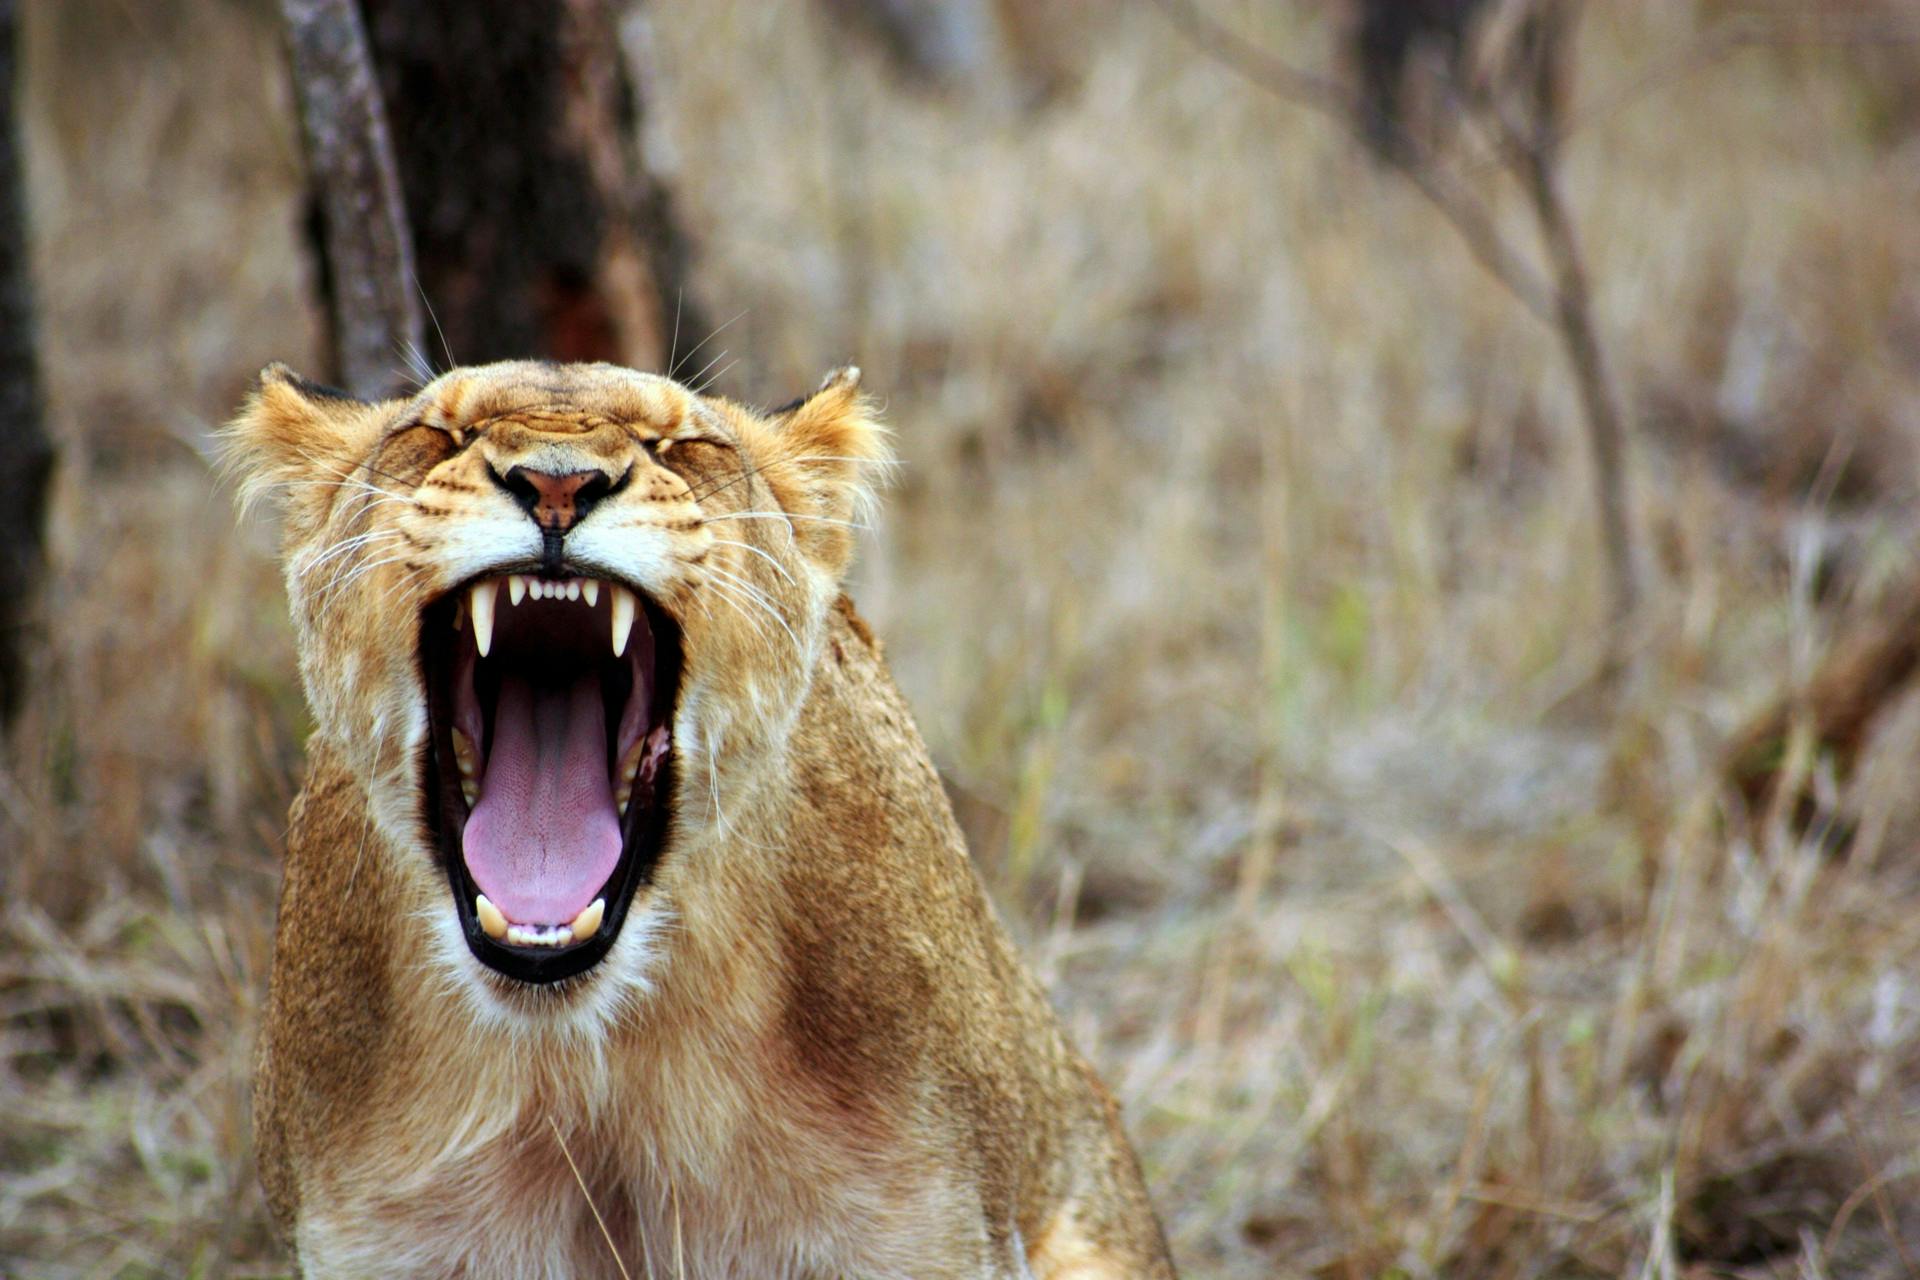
[419,882,670,1041]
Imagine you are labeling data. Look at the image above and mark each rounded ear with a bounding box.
[222,363,387,530]
[763,366,894,576]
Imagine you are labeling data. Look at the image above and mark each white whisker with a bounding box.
[698,576,780,650]
[697,510,870,532]
[702,563,798,653]
[704,538,794,585]
[683,345,732,395]
[669,307,748,383]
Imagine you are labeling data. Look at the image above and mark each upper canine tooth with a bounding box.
[508,574,527,607]
[475,894,508,940]
[570,898,605,943]
[582,581,599,607]
[470,580,498,657]
[611,585,636,657]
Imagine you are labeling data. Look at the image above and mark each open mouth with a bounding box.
[420,572,681,985]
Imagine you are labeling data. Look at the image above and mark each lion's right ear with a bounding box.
[223,363,386,530]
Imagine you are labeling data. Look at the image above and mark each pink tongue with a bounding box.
[462,675,621,925]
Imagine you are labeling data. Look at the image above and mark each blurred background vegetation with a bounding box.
[6,0,1920,1275]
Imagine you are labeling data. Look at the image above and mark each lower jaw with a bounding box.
[437,768,672,985]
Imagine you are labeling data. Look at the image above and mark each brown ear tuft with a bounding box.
[223,363,387,529]
[763,367,894,577]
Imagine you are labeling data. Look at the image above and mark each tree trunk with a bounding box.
[281,0,424,399]
[358,0,704,376]
[0,0,52,726]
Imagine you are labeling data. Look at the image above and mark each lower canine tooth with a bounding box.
[615,741,644,816]
[570,898,605,943]
[475,894,508,940]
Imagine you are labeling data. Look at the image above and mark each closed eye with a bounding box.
[651,434,733,456]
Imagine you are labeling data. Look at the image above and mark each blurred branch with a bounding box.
[1153,0,1640,623]
[1150,0,1557,323]
[281,0,423,399]
[0,0,51,727]
[1491,0,1637,621]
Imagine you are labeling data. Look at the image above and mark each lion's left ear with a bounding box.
[765,366,893,576]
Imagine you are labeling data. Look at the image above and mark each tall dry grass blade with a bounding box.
[548,1116,633,1280]
[671,1179,685,1280]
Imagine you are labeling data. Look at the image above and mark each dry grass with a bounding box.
[6,1,1920,1275]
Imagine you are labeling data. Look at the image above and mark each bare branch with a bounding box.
[1150,0,1559,323]
[281,0,422,399]
[1154,0,1642,622]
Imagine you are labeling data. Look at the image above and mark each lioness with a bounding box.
[225,360,1175,1278]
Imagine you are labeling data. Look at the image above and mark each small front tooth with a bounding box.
[582,580,599,607]
[471,580,498,657]
[566,580,581,601]
[611,585,636,657]
[475,894,508,940]
[570,898,605,943]
[508,574,526,606]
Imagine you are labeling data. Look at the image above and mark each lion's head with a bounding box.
[226,360,888,1010]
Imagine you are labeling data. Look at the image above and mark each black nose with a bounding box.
[492,466,613,536]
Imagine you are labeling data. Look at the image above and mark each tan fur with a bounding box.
[227,361,1175,1278]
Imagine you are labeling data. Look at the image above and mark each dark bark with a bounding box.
[281,0,423,399]
[1351,0,1489,157]
[357,0,704,377]
[0,0,52,726]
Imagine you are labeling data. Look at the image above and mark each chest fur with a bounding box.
[289,1052,986,1279]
